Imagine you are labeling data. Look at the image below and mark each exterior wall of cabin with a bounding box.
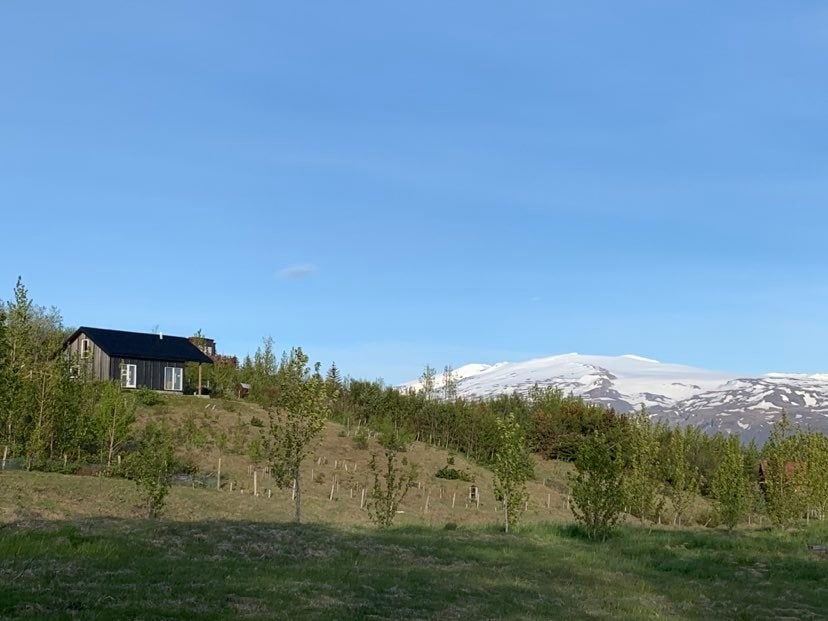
[66,331,112,381]
[109,357,186,392]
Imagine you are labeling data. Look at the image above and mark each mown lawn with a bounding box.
[1,518,826,620]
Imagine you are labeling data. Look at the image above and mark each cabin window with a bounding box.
[80,338,91,359]
[69,364,80,379]
[164,366,183,391]
[121,364,137,388]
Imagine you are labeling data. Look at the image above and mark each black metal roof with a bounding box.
[68,326,213,364]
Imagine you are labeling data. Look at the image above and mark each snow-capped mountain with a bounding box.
[399,354,828,441]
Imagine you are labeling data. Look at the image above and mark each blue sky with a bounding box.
[1,2,827,383]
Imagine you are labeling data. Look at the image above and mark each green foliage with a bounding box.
[492,413,533,533]
[128,423,174,518]
[352,429,369,450]
[442,365,458,401]
[249,416,264,428]
[804,431,828,521]
[135,386,163,407]
[435,465,473,482]
[762,412,808,528]
[367,428,416,529]
[625,408,664,525]
[419,365,436,400]
[93,382,137,469]
[262,346,331,523]
[247,437,264,464]
[711,436,752,529]
[663,427,701,526]
[569,430,627,541]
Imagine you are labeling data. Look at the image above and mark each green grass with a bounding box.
[1,517,826,620]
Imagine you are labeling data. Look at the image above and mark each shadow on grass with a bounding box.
[0,517,826,620]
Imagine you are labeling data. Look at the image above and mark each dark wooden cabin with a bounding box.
[65,326,213,393]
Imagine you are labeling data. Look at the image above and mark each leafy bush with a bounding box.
[435,466,473,482]
[352,430,369,450]
[569,430,627,541]
[175,453,200,476]
[135,386,164,407]
[127,423,175,518]
[250,416,264,428]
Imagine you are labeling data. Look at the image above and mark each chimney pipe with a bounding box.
[159,332,163,340]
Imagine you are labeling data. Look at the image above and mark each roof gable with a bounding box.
[69,327,213,364]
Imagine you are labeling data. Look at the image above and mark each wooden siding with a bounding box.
[66,331,112,381]
[110,357,186,392]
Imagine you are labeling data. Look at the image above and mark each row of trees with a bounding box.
[570,411,828,539]
[0,278,142,468]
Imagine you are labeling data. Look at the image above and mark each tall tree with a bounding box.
[804,431,828,521]
[625,408,664,524]
[711,435,751,529]
[492,413,533,532]
[93,381,137,468]
[569,430,627,541]
[367,428,416,528]
[762,412,808,528]
[264,347,331,523]
[663,427,700,526]
[442,365,458,401]
[419,365,436,400]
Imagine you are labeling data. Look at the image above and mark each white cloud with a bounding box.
[278,263,318,281]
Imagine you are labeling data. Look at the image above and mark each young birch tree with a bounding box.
[367,428,416,528]
[264,347,330,524]
[625,407,664,525]
[663,428,700,526]
[492,413,533,533]
[711,435,751,530]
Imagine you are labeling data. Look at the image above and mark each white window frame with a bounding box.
[164,366,183,391]
[121,364,137,388]
[80,338,91,359]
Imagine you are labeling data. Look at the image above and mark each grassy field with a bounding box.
[0,509,826,620]
[2,396,827,620]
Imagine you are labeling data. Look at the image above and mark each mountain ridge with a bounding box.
[399,353,828,441]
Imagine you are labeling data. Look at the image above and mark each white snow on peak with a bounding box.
[621,354,661,363]
[399,353,735,409]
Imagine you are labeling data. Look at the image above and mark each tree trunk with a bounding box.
[293,465,301,523]
[504,495,510,533]
[107,408,116,467]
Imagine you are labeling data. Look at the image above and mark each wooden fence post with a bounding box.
[254,471,258,497]
[360,487,366,509]
[217,458,222,490]
[3,445,8,470]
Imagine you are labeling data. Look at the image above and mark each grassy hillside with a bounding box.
[4,395,826,620]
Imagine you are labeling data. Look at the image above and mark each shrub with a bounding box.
[250,416,264,428]
[352,430,369,450]
[569,430,627,541]
[435,466,473,482]
[135,386,164,407]
[367,429,416,528]
[444,522,459,530]
[128,423,175,518]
